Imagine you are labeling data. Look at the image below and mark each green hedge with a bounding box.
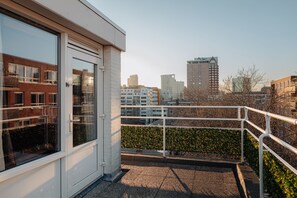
[121,126,241,158]
[245,132,297,198]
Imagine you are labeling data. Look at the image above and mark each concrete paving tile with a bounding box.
[83,181,111,198]
[194,173,224,183]
[156,190,191,198]
[167,167,196,180]
[122,169,142,181]
[158,177,193,195]
[133,175,165,189]
[192,184,226,197]
[98,183,129,198]
[140,166,170,177]
[122,186,158,198]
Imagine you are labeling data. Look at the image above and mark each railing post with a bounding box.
[161,106,166,158]
[241,119,244,163]
[238,107,244,163]
[259,113,271,198]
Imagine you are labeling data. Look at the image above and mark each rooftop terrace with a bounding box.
[80,105,297,198]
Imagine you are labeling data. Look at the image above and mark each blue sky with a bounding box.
[88,0,297,88]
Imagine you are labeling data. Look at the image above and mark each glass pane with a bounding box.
[72,58,96,147]
[0,13,59,172]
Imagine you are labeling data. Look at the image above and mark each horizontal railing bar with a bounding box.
[246,120,266,134]
[122,105,243,109]
[0,116,44,123]
[122,124,241,131]
[0,105,44,110]
[121,116,242,121]
[246,128,260,142]
[245,106,297,125]
[269,134,297,155]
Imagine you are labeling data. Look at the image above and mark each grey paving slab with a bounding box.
[83,161,242,198]
[140,166,170,177]
[83,181,111,198]
[156,177,193,198]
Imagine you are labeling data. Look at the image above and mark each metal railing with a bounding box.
[121,105,297,198]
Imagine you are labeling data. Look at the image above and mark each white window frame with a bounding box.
[14,92,24,106]
[44,70,57,84]
[31,92,45,106]
[48,93,57,105]
[8,63,40,83]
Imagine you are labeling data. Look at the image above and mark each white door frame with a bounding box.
[62,42,103,197]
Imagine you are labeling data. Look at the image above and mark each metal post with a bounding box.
[161,106,166,158]
[238,107,244,163]
[241,119,244,163]
[259,113,271,198]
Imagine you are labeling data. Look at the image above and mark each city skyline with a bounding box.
[88,0,297,88]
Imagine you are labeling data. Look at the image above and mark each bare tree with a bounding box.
[221,66,270,108]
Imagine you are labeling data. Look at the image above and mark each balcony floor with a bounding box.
[84,159,242,198]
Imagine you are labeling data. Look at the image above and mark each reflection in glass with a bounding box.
[0,13,59,172]
[72,58,96,147]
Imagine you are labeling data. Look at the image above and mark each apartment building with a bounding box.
[127,74,138,87]
[121,86,166,124]
[161,74,184,103]
[0,1,125,197]
[271,76,297,116]
[187,57,219,97]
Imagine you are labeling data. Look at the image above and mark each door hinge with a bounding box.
[100,162,106,167]
[99,66,105,72]
[99,114,106,119]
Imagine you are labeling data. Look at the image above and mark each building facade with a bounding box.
[232,77,252,93]
[121,86,165,124]
[271,76,297,116]
[161,74,184,103]
[127,74,138,87]
[187,57,219,96]
[0,1,125,197]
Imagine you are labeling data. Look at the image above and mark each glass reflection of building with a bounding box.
[72,63,96,147]
[0,12,59,171]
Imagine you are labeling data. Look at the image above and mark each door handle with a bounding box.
[69,114,80,133]
[70,119,80,122]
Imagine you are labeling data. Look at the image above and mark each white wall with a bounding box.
[103,46,121,180]
[0,161,60,198]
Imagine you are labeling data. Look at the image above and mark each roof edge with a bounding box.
[79,0,126,35]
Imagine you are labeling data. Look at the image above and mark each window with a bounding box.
[31,92,45,105]
[49,93,57,105]
[8,63,39,82]
[14,92,23,106]
[0,12,59,172]
[45,70,57,84]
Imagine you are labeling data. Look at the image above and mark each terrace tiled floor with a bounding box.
[84,160,242,198]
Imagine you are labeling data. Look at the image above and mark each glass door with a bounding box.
[66,47,103,197]
[72,58,96,147]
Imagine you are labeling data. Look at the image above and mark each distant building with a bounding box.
[271,76,297,116]
[187,57,219,97]
[121,86,166,124]
[232,77,251,93]
[127,74,138,87]
[161,74,184,103]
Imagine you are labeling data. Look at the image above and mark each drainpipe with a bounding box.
[259,113,271,198]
